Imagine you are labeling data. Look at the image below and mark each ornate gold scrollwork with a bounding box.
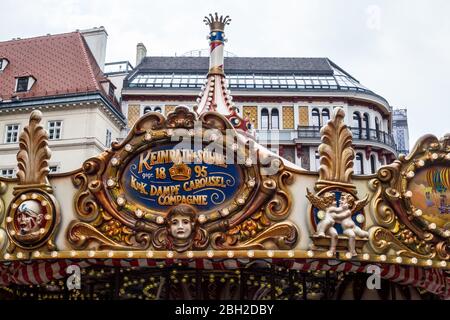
[0,182,8,254]
[369,134,450,260]
[68,106,298,253]
[370,226,435,258]
[264,171,294,221]
[211,217,298,250]
[369,179,397,228]
[5,111,60,253]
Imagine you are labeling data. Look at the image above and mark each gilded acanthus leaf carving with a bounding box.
[16,110,51,187]
[0,182,8,254]
[317,107,355,190]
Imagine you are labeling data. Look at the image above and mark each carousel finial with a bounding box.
[204,12,231,32]
[197,13,249,132]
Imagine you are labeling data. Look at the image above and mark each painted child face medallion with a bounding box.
[169,214,193,240]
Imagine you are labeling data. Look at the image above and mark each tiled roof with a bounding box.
[133,56,344,76]
[0,32,119,111]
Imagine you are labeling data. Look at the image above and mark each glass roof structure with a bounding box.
[128,67,371,93]
[124,57,389,106]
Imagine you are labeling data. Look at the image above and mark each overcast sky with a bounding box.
[1,0,449,146]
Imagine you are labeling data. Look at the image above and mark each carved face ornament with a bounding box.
[169,214,194,240]
[16,201,43,235]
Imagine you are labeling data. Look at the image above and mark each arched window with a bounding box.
[143,106,152,114]
[375,117,380,140]
[355,152,364,175]
[261,108,269,130]
[154,107,162,113]
[321,108,330,125]
[312,108,321,127]
[271,109,279,129]
[363,113,370,139]
[370,154,377,174]
[353,112,362,139]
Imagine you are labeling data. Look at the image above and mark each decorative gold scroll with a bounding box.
[369,134,450,260]
[0,182,8,254]
[211,222,298,250]
[69,106,298,252]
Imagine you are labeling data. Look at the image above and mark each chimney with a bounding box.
[80,26,108,71]
[136,43,147,66]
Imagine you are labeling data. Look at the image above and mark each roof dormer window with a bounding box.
[100,79,115,98]
[0,58,9,72]
[15,76,36,92]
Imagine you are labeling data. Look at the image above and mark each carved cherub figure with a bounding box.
[307,189,369,255]
[315,192,340,237]
[332,194,369,256]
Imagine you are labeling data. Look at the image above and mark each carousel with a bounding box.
[0,13,448,301]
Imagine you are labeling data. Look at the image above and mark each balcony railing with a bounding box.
[255,130,297,141]
[297,126,397,150]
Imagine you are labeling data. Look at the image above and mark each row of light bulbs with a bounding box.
[3,250,448,269]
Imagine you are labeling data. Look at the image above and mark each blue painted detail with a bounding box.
[209,31,224,42]
[121,144,242,212]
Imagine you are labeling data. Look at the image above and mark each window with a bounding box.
[312,108,321,127]
[0,169,15,178]
[0,58,9,72]
[322,108,330,125]
[370,155,377,174]
[353,112,362,139]
[109,85,115,97]
[363,113,370,139]
[48,121,62,140]
[143,106,152,114]
[355,153,364,175]
[105,129,112,147]
[5,124,20,143]
[49,166,59,173]
[154,107,162,113]
[375,117,380,140]
[261,108,269,130]
[271,109,279,129]
[16,77,29,92]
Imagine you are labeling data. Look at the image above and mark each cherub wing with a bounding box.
[352,194,369,214]
[306,188,328,211]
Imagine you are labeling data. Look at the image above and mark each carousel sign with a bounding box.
[123,145,242,210]
[66,106,298,252]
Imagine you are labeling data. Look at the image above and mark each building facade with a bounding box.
[392,108,410,155]
[0,29,126,176]
[121,55,398,175]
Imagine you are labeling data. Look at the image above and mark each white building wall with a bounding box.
[0,104,123,174]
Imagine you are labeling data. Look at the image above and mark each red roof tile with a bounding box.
[0,32,118,110]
